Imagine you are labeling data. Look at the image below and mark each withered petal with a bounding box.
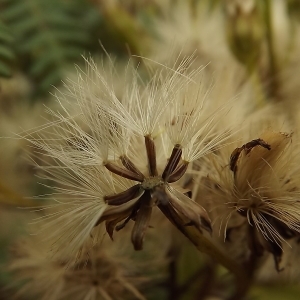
[105,216,128,240]
[168,162,189,183]
[96,192,144,226]
[120,155,145,179]
[104,184,142,206]
[169,183,192,198]
[251,226,284,272]
[167,187,212,234]
[162,145,182,181]
[105,162,144,182]
[158,202,186,234]
[131,191,153,250]
[105,201,142,240]
[268,241,284,272]
[266,214,297,239]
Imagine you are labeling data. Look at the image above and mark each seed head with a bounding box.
[26,56,233,261]
[8,232,149,300]
[203,130,300,270]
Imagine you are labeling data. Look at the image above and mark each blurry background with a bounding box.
[1,0,300,299]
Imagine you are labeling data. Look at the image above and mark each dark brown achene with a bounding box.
[99,135,212,250]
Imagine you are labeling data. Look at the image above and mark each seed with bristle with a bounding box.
[25,55,233,261]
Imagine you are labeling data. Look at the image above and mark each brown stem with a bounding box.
[193,263,216,300]
[158,203,250,300]
[168,264,178,300]
[226,226,263,300]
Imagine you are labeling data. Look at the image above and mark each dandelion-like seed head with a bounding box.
[204,130,300,270]
[26,55,233,262]
[8,233,148,300]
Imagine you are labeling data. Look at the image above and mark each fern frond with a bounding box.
[0,21,15,77]
[1,0,100,95]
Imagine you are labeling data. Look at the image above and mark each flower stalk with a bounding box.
[159,201,251,300]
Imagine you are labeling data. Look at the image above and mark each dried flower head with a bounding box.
[8,232,152,300]
[203,130,300,270]
[25,56,233,262]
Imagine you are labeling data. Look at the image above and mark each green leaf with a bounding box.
[0,0,101,94]
[0,21,15,77]
[0,45,16,60]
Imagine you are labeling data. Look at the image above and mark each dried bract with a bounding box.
[204,131,300,271]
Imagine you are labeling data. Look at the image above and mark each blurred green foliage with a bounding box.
[0,0,102,96]
[0,21,15,77]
